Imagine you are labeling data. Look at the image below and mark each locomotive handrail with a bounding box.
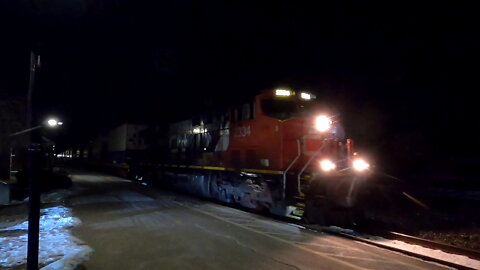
[282,139,301,200]
[296,141,326,195]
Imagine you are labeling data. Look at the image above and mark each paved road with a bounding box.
[66,170,450,270]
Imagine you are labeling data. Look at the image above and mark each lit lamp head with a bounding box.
[300,92,312,100]
[275,89,293,96]
[320,159,336,172]
[352,158,370,172]
[46,118,63,127]
[315,115,332,132]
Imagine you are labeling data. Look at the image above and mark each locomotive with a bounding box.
[138,89,371,225]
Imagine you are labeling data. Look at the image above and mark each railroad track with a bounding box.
[303,224,480,270]
[387,231,480,261]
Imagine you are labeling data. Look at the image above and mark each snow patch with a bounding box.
[325,226,480,269]
[325,226,354,234]
[0,206,93,270]
[3,207,80,232]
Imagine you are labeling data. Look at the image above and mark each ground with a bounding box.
[56,170,453,270]
[360,180,480,252]
[2,169,472,269]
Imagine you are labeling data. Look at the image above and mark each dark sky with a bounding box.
[1,1,479,167]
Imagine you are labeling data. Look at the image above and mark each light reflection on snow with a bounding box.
[0,206,93,270]
[325,226,480,269]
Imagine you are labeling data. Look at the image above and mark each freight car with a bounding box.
[135,89,371,225]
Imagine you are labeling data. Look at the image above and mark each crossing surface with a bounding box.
[67,170,450,270]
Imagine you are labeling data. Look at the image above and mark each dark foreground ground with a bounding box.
[64,169,452,270]
[360,176,480,251]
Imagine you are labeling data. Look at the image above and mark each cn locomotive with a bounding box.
[138,89,371,225]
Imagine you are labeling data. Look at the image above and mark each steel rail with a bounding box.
[300,223,479,270]
[387,231,480,261]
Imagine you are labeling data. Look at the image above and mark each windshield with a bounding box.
[261,99,313,120]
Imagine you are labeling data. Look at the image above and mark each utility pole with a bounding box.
[26,50,42,270]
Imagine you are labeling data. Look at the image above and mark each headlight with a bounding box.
[353,159,370,171]
[275,89,292,96]
[315,115,332,132]
[320,159,336,172]
[300,92,311,100]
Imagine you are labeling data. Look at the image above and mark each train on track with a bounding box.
[129,89,372,225]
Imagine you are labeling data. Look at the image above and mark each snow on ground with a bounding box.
[325,226,480,269]
[0,206,93,270]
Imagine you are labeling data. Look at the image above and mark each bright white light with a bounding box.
[193,127,201,134]
[315,115,332,132]
[47,119,58,127]
[193,127,207,134]
[300,92,311,100]
[275,89,292,96]
[320,159,336,172]
[353,159,370,171]
[57,121,63,126]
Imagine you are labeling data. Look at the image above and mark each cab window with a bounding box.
[261,99,299,120]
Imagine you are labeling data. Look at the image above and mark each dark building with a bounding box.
[0,95,27,180]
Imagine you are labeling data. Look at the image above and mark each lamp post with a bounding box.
[10,117,63,270]
[10,118,63,137]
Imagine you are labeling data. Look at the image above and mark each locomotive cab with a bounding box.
[260,91,317,120]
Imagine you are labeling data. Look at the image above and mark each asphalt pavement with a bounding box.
[66,170,451,270]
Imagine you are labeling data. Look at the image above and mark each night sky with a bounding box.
[1,1,479,173]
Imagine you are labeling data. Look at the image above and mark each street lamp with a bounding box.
[10,118,63,137]
[9,117,63,270]
[47,119,57,127]
[46,118,63,127]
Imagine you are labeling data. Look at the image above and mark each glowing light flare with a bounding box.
[192,127,201,134]
[315,115,332,132]
[300,92,311,100]
[192,127,207,134]
[353,159,370,171]
[320,159,336,172]
[47,119,58,127]
[275,89,292,96]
